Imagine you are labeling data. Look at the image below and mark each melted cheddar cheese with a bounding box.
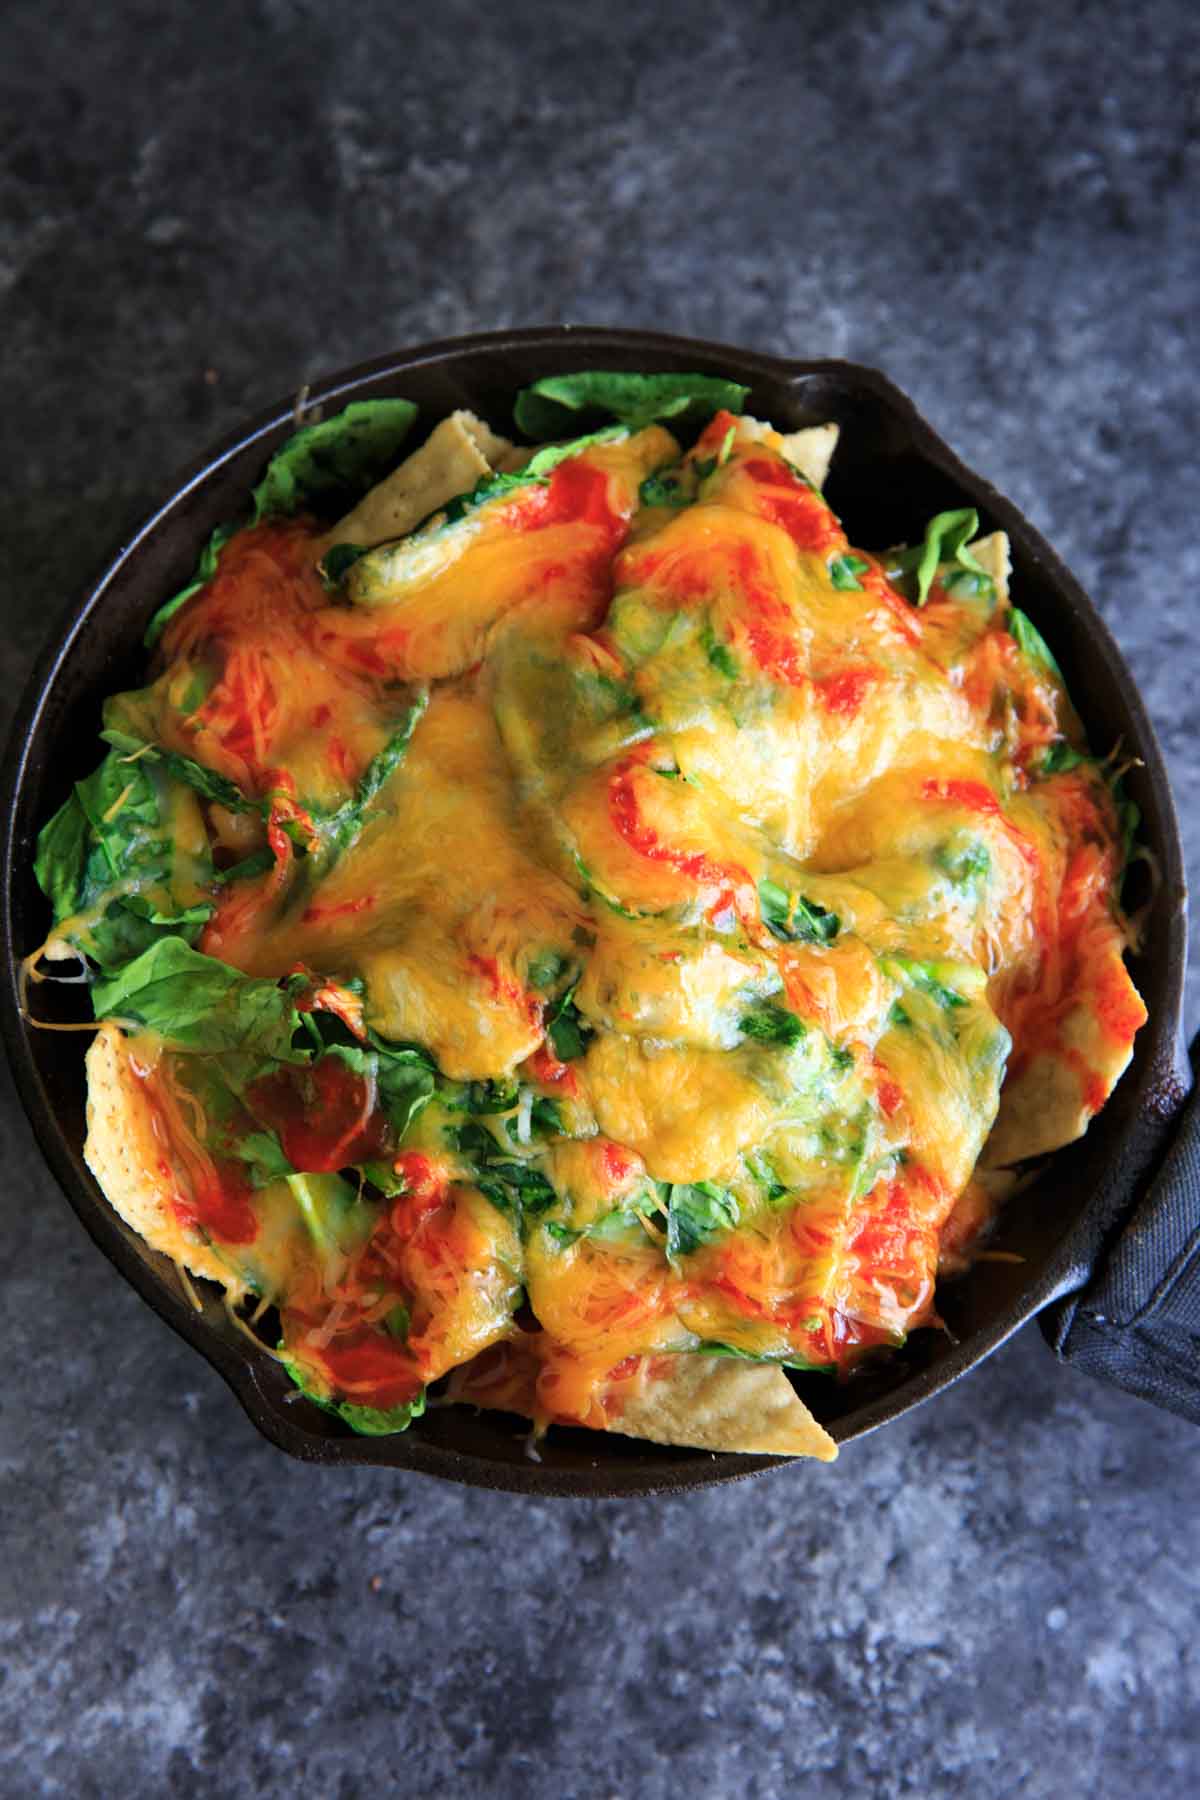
[49,400,1145,1440]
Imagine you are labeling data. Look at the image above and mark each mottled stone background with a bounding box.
[1,2,1197,1795]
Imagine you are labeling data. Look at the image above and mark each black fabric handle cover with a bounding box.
[1041,1032,1200,1421]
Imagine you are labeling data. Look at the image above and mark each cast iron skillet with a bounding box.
[1,327,1188,1495]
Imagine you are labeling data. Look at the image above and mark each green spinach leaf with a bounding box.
[701,622,739,678]
[317,542,369,588]
[698,1340,835,1374]
[144,523,237,649]
[447,1118,557,1227]
[513,372,748,442]
[101,726,252,815]
[666,1181,739,1261]
[639,471,691,509]
[456,1077,521,1115]
[371,1044,437,1139]
[828,553,870,592]
[251,398,418,524]
[502,1095,564,1143]
[1039,740,1087,777]
[887,957,969,1011]
[235,1130,294,1187]
[280,1350,426,1435]
[325,1035,436,1139]
[740,1004,806,1047]
[545,981,592,1061]
[33,748,215,969]
[942,568,992,598]
[90,937,305,1059]
[475,1160,558,1225]
[317,692,429,856]
[383,1302,411,1342]
[334,1397,427,1436]
[758,879,840,945]
[1009,606,1063,678]
[1112,776,1141,865]
[891,508,990,607]
[214,847,275,886]
[743,1149,788,1203]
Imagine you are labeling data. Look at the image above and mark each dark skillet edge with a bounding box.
[1,326,1187,1497]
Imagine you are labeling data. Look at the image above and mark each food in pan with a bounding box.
[29,370,1146,1462]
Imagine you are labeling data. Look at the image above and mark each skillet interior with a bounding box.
[1,326,1186,1495]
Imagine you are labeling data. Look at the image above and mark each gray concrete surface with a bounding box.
[1,2,1197,1795]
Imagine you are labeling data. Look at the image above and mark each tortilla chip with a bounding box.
[778,423,840,490]
[448,1340,837,1459]
[83,1024,248,1299]
[985,1051,1089,1166]
[985,1035,1137,1170]
[444,1338,540,1416]
[986,920,1145,1168]
[494,442,539,474]
[968,530,1011,601]
[611,1355,837,1460]
[320,410,513,552]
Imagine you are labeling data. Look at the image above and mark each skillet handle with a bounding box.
[1041,1030,1200,1421]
